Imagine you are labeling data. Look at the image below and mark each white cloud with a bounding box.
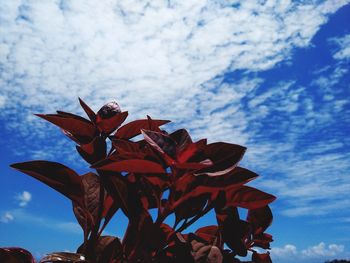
[271,242,347,262]
[16,191,32,207]
[331,34,350,60]
[0,212,14,223]
[0,0,348,142]
[302,242,344,258]
[0,95,5,108]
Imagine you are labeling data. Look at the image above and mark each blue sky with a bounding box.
[0,1,349,262]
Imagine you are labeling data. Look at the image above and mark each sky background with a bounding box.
[0,1,350,262]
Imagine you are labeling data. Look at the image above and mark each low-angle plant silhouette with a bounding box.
[2,98,276,263]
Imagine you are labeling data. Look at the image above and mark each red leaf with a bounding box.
[247,206,273,235]
[79,97,96,123]
[177,139,207,164]
[115,119,170,139]
[94,159,165,174]
[141,130,177,161]
[252,233,273,249]
[96,111,128,134]
[76,136,107,164]
[173,161,211,171]
[170,129,192,152]
[11,161,83,206]
[0,247,35,263]
[252,251,272,263]
[225,186,276,210]
[172,167,258,208]
[216,207,249,257]
[95,236,122,263]
[195,226,222,247]
[195,142,246,176]
[36,113,97,144]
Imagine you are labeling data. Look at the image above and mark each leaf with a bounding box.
[195,142,246,177]
[247,206,273,235]
[195,226,222,248]
[81,173,101,222]
[76,136,107,164]
[99,195,119,233]
[11,161,83,206]
[174,195,208,226]
[141,129,177,161]
[252,251,272,263]
[225,186,276,210]
[96,111,128,134]
[40,252,87,262]
[122,210,154,261]
[0,247,35,263]
[252,233,273,249]
[170,129,192,152]
[115,119,170,139]
[190,239,223,263]
[73,203,93,242]
[94,159,165,174]
[216,207,249,257]
[172,167,258,209]
[95,236,122,263]
[79,97,96,123]
[177,139,207,164]
[36,113,97,144]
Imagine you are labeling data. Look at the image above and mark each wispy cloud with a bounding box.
[271,242,347,263]
[0,209,81,235]
[330,33,350,60]
[0,212,14,223]
[0,0,347,141]
[16,191,32,207]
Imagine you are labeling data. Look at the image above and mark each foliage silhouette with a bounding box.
[4,99,276,263]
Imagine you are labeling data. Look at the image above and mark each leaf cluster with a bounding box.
[3,99,276,263]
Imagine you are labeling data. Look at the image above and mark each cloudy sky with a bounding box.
[0,0,350,262]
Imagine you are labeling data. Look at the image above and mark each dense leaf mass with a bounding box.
[7,99,276,263]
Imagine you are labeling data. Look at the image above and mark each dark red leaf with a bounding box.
[115,119,170,139]
[96,111,128,134]
[95,236,122,263]
[252,233,273,249]
[173,161,211,171]
[252,251,272,263]
[141,129,177,161]
[172,167,258,208]
[225,186,276,210]
[99,172,129,217]
[195,142,246,177]
[79,97,96,123]
[97,101,121,119]
[216,207,249,257]
[11,161,83,206]
[99,195,119,234]
[247,206,273,235]
[195,225,223,248]
[177,139,207,164]
[76,136,107,164]
[36,113,97,144]
[73,203,93,242]
[0,247,35,263]
[94,159,165,174]
[169,129,192,152]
